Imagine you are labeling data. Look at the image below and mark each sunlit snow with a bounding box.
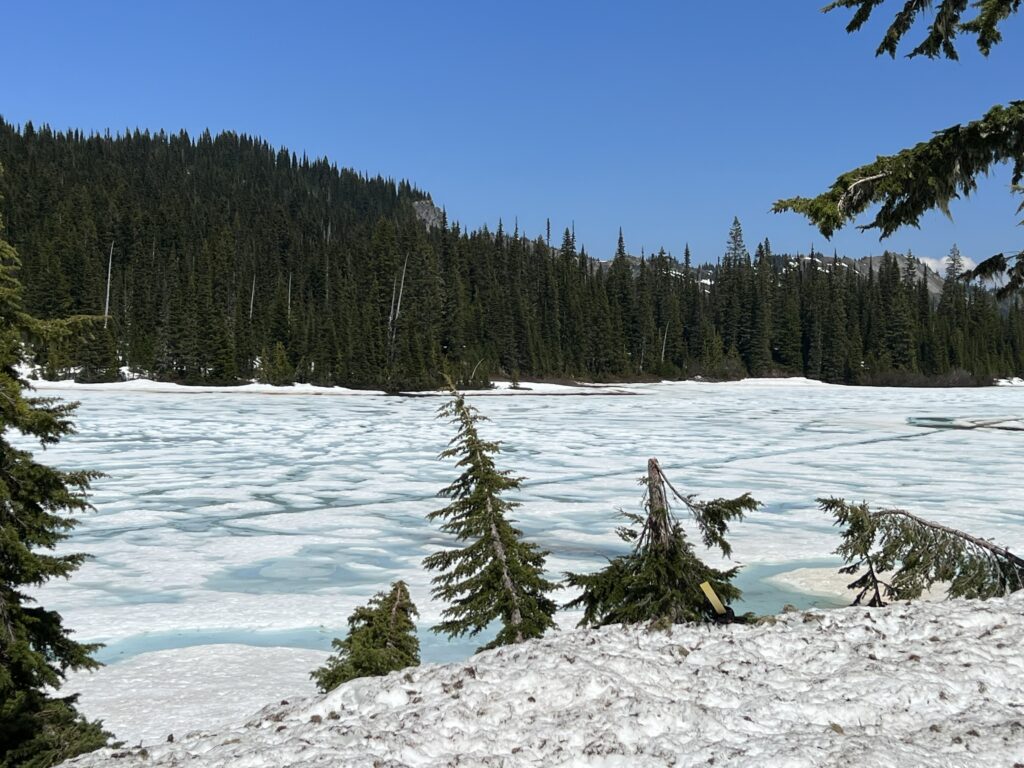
[62,593,1024,767]
[22,377,1024,743]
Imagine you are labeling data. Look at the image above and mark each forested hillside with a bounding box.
[1,119,1021,389]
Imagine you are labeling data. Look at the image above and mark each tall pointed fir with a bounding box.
[311,580,419,692]
[748,240,774,376]
[565,459,759,627]
[0,208,109,767]
[423,389,557,650]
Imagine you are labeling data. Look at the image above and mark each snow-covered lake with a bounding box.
[27,378,1024,741]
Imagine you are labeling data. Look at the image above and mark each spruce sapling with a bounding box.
[424,389,557,651]
[312,580,419,692]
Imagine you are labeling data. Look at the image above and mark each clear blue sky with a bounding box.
[3,1,1021,267]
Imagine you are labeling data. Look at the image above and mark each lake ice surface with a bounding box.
[22,378,1024,740]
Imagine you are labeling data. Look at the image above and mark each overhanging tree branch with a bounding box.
[781,3,1024,295]
[773,101,1024,239]
[822,0,1021,59]
[822,497,1024,606]
[774,101,1024,295]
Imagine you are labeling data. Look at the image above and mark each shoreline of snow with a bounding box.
[62,593,1024,767]
[765,566,853,602]
[19,373,984,399]
[23,372,1020,399]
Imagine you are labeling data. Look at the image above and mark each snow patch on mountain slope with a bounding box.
[63,594,1024,767]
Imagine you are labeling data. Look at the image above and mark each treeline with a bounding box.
[1,119,1022,389]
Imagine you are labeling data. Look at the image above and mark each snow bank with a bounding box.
[65,645,326,743]
[22,372,832,398]
[63,594,1024,767]
[23,371,642,398]
[26,376,387,397]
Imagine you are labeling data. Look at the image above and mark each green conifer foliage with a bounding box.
[775,4,1024,296]
[565,459,759,627]
[424,390,557,651]
[0,210,109,766]
[1,123,1022,387]
[311,580,419,692]
[256,342,294,386]
[822,497,1024,607]
[74,321,120,384]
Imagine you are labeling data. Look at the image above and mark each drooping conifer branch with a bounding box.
[822,0,1021,59]
[773,102,1024,238]
[777,3,1024,295]
[823,497,1024,606]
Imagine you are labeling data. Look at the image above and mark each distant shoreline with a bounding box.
[24,373,1024,398]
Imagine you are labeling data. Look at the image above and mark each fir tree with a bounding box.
[748,240,774,376]
[822,497,1024,607]
[256,342,293,386]
[74,321,120,384]
[0,212,110,767]
[311,580,419,692]
[774,265,803,373]
[423,389,557,650]
[820,259,848,383]
[565,459,759,627]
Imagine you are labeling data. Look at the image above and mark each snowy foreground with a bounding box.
[64,595,1024,768]
[22,376,1024,745]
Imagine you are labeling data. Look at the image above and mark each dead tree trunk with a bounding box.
[644,458,673,551]
[103,242,114,329]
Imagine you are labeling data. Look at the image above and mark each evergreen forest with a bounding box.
[2,119,1022,390]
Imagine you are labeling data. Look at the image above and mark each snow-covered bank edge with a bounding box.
[20,374,840,398]
[63,645,327,746]
[24,370,1018,398]
[63,593,1024,768]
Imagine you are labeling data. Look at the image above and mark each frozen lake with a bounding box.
[24,378,1024,740]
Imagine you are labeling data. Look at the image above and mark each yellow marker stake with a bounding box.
[700,581,727,615]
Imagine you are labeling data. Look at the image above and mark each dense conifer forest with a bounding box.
[1,119,1022,390]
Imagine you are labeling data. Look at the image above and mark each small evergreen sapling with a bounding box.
[566,459,758,627]
[823,497,1024,607]
[424,389,557,650]
[311,580,419,692]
